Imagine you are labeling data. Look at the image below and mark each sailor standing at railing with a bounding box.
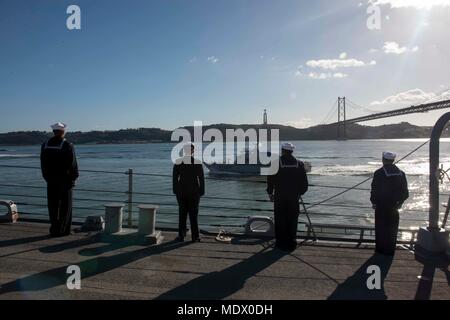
[267,143,309,251]
[40,122,79,237]
[370,152,409,256]
[173,143,205,243]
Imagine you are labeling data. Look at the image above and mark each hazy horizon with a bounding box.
[0,119,439,134]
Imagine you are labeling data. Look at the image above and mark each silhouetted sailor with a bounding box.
[267,143,308,251]
[173,143,205,242]
[370,152,409,255]
[40,123,79,237]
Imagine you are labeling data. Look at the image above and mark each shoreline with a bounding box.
[0,137,442,148]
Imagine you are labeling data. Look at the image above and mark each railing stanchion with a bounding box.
[127,168,133,228]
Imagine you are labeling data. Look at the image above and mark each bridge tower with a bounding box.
[263,109,268,126]
[337,97,347,140]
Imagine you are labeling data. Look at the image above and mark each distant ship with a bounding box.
[204,110,311,176]
[204,146,312,176]
[204,146,274,176]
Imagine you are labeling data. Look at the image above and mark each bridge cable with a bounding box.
[320,99,339,125]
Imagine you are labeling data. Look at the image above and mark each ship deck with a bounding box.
[0,221,449,300]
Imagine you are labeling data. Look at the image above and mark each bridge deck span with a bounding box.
[331,99,450,125]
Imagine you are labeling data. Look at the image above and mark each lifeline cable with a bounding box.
[306,139,430,211]
[300,195,317,241]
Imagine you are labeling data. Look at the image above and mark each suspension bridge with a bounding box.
[321,90,450,140]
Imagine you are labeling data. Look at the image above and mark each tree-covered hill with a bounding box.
[0,122,446,146]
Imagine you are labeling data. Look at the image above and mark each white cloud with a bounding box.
[207,56,219,64]
[333,72,349,79]
[306,53,376,70]
[370,0,450,9]
[308,72,328,80]
[370,88,438,107]
[307,58,366,70]
[383,41,407,54]
[382,41,419,55]
[308,72,348,80]
[299,53,374,80]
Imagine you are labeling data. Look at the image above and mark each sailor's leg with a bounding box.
[375,208,384,253]
[177,196,188,239]
[286,198,300,250]
[274,199,288,249]
[273,200,283,247]
[47,184,60,236]
[188,196,200,241]
[59,187,73,236]
[375,207,397,255]
[386,208,399,255]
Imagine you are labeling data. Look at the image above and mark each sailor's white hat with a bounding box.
[183,143,195,155]
[51,122,67,131]
[281,142,295,151]
[382,151,396,161]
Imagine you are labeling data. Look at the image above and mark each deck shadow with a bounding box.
[39,234,102,253]
[414,253,450,300]
[155,245,286,300]
[230,237,273,246]
[0,240,189,296]
[0,235,51,248]
[77,234,157,256]
[327,253,393,300]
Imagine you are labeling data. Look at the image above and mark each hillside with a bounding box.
[182,122,439,140]
[0,122,445,146]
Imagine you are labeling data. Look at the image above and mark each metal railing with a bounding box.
[0,160,447,244]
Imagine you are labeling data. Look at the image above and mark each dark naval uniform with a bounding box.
[267,154,309,250]
[370,164,409,255]
[173,156,205,241]
[40,137,79,237]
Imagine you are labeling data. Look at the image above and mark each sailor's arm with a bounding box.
[40,143,48,182]
[399,171,409,206]
[197,164,205,197]
[69,144,79,183]
[172,164,180,195]
[298,162,309,196]
[267,174,275,201]
[370,171,380,207]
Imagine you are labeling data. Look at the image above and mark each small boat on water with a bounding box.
[203,146,268,176]
[204,111,311,176]
[204,162,268,176]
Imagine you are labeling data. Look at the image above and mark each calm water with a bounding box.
[0,139,449,231]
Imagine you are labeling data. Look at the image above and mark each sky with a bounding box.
[1,0,450,132]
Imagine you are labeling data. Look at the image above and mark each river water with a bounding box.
[0,139,449,232]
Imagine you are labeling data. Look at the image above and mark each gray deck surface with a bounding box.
[0,222,448,300]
